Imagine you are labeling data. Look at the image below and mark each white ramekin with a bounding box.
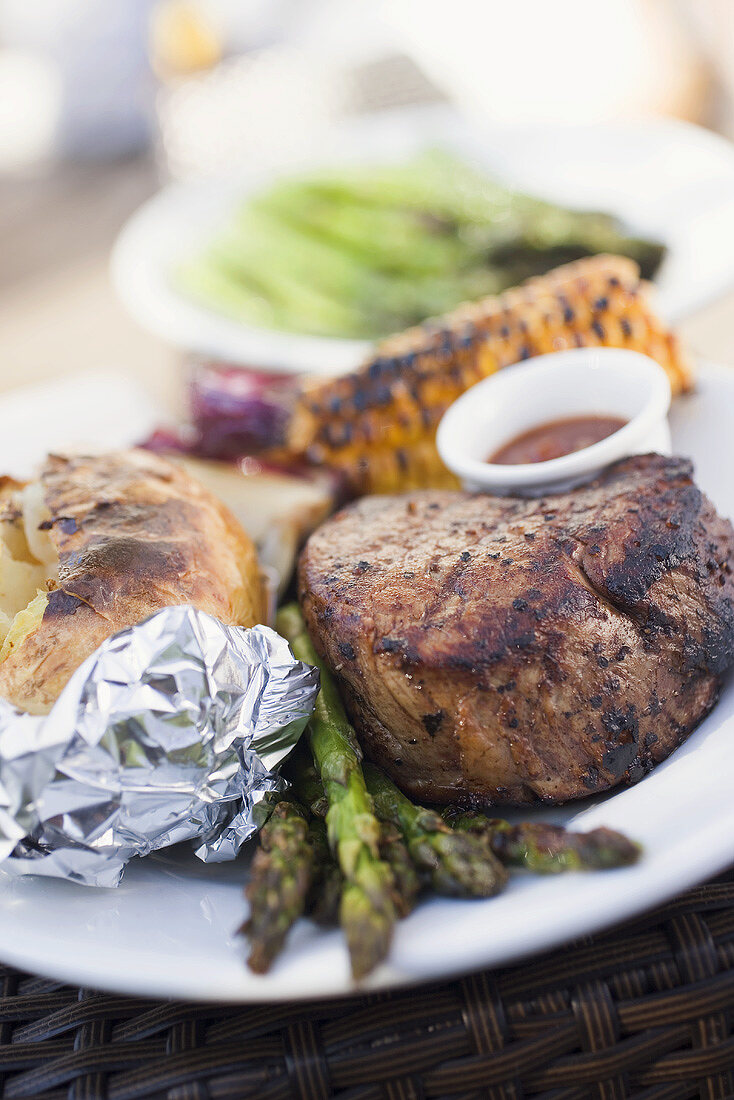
[436,347,673,495]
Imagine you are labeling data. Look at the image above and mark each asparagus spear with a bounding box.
[256,183,467,276]
[285,750,344,924]
[180,210,390,338]
[305,816,343,926]
[378,820,421,918]
[286,741,330,819]
[226,208,489,333]
[209,221,368,337]
[300,150,521,229]
[448,812,640,873]
[364,763,507,898]
[288,741,420,921]
[277,604,397,980]
[403,150,664,278]
[174,255,281,329]
[242,796,315,973]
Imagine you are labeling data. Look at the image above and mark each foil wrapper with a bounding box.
[0,606,319,887]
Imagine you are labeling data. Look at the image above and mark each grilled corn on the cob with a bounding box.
[281,255,691,495]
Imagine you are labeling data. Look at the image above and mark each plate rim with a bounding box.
[2,802,734,1003]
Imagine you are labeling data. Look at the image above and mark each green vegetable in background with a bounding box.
[174,149,665,341]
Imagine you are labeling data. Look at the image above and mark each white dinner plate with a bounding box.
[0,364,733,1001]
[112,107,734,375]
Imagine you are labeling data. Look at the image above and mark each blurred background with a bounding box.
[2,0,734,411]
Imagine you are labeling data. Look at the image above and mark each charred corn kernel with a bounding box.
[282,256,691,496]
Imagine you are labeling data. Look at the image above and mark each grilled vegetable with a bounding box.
[176,150,665,339]
[243,796,316,973]
[279,255,690,495]
[305,816,343,926]
[288,739,419,921]
[277,603,398,980]
[364,764,507,898]
[290,150,664,283]
[288,743,330,820]
[448,812,640,873]
[378,820,421,918]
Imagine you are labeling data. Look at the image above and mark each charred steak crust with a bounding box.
[298,455,734,805]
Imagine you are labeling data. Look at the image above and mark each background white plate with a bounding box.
[0,365,732,1001]
[112,109,734,375]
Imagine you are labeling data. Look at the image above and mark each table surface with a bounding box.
[1,155,733,413]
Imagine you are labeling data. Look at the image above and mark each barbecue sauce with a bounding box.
[489,415,627,465]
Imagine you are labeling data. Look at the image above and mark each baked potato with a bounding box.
[0,449,264,714]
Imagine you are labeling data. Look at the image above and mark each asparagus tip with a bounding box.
[340,883,394,980]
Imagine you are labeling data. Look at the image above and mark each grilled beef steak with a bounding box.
[298,455,734,805]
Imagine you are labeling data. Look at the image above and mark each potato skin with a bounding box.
[0,450,264,714]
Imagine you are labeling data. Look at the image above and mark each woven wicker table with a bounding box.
[0,870,731,1099]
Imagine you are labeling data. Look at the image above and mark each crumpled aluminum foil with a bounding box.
[0,606,319,887]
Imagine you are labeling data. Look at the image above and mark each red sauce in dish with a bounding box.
[489,415,627,465]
